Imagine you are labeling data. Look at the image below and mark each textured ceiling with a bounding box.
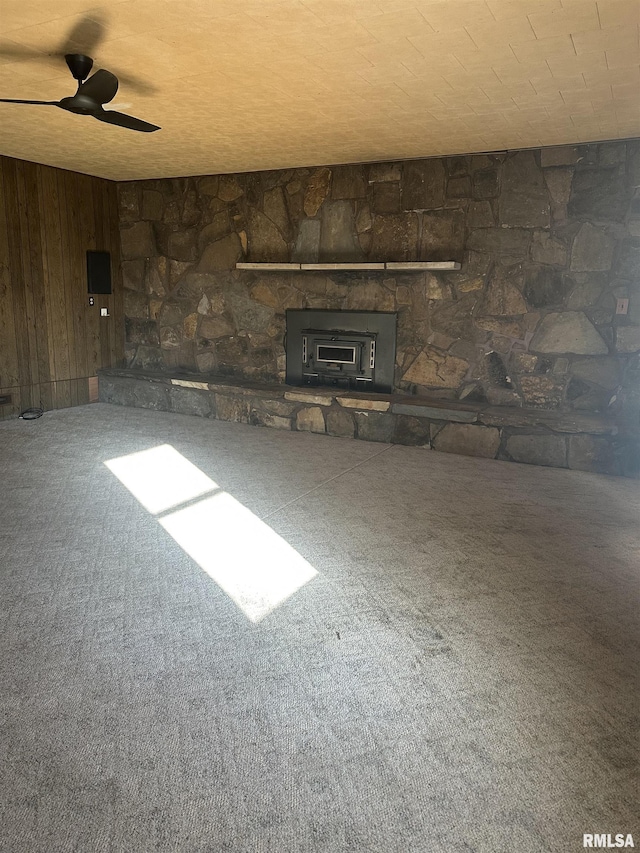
[0,0,638,181]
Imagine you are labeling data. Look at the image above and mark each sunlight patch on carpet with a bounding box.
[159,491,317,622]
[105,444,317,622]
[105,444,218,515]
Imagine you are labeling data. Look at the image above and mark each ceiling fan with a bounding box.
[0,53,160,132]
[0,12,156,95]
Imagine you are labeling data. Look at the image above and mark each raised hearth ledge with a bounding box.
[235,261,462,271]
[98,369,625,476]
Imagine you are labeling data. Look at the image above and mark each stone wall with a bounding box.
[118,141,640,471]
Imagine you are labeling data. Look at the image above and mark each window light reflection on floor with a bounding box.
[105,444,217,515]
[105,444,318,622]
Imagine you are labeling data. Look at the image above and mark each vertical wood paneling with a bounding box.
[46,167,70,386]
[94,179,111,376]
[107,181,124,367]
[80,173,101,378]
[58,169,76,382]
[4,161,33,395]
[22,162,50,391]
[0,155,123,420]
[102,185,117,367]
[37,162,57,414]
[15,162,41,391]
[67,171,87,391]
[0,164,20,391]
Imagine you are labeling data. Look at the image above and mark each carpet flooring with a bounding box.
[0,403,638,853]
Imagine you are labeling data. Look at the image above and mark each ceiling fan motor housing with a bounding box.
[59,95,100,114]
[65,53,94,82]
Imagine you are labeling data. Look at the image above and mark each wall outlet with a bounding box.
[0,394,11,405]
[616,298,629,315]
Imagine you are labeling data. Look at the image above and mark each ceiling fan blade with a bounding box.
[93,109,160,133]
[78,69,118,104]
[106,67,158,96]
[0,98,59,105]
[60,15,107,57]
[0,13,106,64]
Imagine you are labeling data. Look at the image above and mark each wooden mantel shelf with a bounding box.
[236,261,461,271]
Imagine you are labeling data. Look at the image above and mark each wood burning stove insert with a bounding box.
[286,309,397,393]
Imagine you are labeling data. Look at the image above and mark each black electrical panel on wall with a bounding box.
[86,251,112,295]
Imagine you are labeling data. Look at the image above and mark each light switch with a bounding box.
[100,307,109,317]
[616,298,629,315]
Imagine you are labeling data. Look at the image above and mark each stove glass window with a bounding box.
[316,345,357,364]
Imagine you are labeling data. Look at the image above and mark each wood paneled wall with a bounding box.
[0,155,123,419]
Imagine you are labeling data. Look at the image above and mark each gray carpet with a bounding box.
[0,404,638,853]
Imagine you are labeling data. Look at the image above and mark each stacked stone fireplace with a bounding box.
[113,140,640,476]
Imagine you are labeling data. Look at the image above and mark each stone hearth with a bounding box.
[99,369,624,476]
